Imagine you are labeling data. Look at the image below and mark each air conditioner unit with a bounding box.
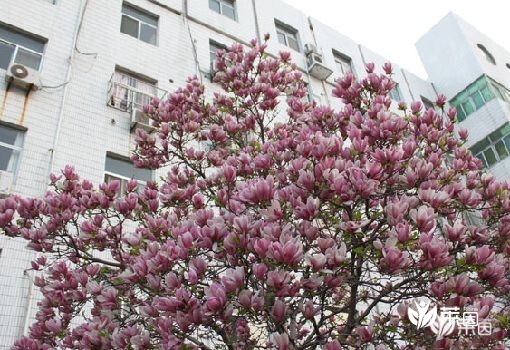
[0,170,14,197]
[306,52,333,81]
[130,108,155,133]
[6,63,41,90]
[304,43,318,55]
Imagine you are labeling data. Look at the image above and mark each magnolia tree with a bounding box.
[1,38,510,349]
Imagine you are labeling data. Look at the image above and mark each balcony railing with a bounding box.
[106,73,167,113]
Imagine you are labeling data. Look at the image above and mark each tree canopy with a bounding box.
[1,38,509,349]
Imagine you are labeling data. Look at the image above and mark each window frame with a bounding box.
[108,68,165,113]
[471,123,510,168]
[390,84,402,102]
[209,40,227,80]
[451,76,497,122]
[274,20,300,52]
[0,24,45,71]
[104,153,152,193]
[0,122,26,175]
[333,51,354,77]
[120,3,158,45]
[209,0,237,21]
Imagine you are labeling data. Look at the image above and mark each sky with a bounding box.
[284,0,510,79]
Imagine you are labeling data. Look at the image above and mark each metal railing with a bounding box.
[106,73,167,113]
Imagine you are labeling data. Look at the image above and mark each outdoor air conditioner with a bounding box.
[6,63,41,90]
[304,43,318,55]
[306,52,333,81]
[0,170,14,197]
[130,108,155,133]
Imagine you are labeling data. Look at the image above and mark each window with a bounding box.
[0,23,45,70]
[0,124,24,174]
[450,76,496,122]
[421,96,435,110]
[209,40,227,79]
[477,44,496,65]
[333,51,354,77]
[275,21,300,52]
[209,41,226,65]
[471,123,510,168]
[108,69,162,112]
[104,153,152,193]
[209,0,236,20]
[120,3,158,45]
[390,84,402,101]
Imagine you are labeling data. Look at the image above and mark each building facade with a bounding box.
[417,12,510,180]
[0,1,506,347]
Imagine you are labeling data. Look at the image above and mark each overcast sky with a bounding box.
[284,0,510,79]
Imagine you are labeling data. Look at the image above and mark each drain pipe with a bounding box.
[251,0,262,44]
[21,270,34,337]
[48,0,86,182]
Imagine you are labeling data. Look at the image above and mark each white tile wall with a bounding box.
[0,0,470,348]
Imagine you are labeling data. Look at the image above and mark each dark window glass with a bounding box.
[0,26,44,53]
[0,126,23,172]
[0,41,15,69]
[122,4,157,26]
[105,155,152,182]
[15,48,41,70]
[483,148,497,166]
[275,21,300,52]
[209,0,221,13]
[140,24,157,45]
[0,24,45,70]
[222,4,236,20]
[120,3,158,44]
[495,140,508,159]
[0,145,13,171]
[120,15,139,39]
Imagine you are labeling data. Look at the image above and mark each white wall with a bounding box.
[417,12,510,98]
[0,0,441,347]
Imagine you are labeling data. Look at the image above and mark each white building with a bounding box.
[0,1,505,347]
[417,12,510,179]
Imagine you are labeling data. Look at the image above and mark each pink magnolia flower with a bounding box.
[410,205,436,233]
[205,283,227,312]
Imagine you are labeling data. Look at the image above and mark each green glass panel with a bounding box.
[484,148,497,166]
[461,100,474,116]
[504,135,510,154]
[480,85,495,102]
[475,76,487,89]
[495,140,508,159]
[488,123,510,142]
[456,105,466,122]
[470,138,490,154]
[471,91,485,109]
